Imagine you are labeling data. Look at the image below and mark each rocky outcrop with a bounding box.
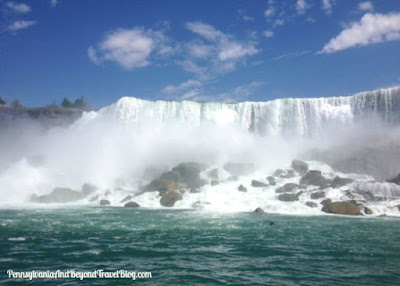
[223,162,254,176]
[100,199,110,206]
[30,187,84,203]
[322,201,362,215]
[306,201,318,208]
[124,201,140,207]
[144,179,176,195]
[321,199,332,206]
[238,185,247,192]
[275,183,298,193]
[251,180,268,187]
[254,207,264,213]
[364,207,373,215]
[273,169,285,177]
[310,191,325,199]
[277,193,298,202]
[120,195,133,203]
[292,159,309,175]
[331,176,354,188]
[266,176,276,186]
[300,170,332,187]
[160,191,183,207]
[387,173,400,185]
[273,169,295,178]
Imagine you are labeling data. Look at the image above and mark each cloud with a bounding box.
[264,0,275,18]
[263,30,274,38]
[238,10,254,22]
[296,0,307,15]
[185,22,223,42]
[163,79,202,94]
[358,1,373,12]
[322,0,334,15]
[6,2,30,13]
[319,13,400,54]
[233,81,264,97]
[88,27,173,70]
[50,0,59,7]
[273,50,311,60]
[8,20,36,32]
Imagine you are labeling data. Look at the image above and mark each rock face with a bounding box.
[100,199,110,206]
[387,173,400,185]
[124,201,140,208]
[251,180,268,187]
[254,207,264,213]
[306,201,318,208]
[238,185,247,192]
[266,176,276,186]
[321,199,332,206]
[120,195,133,203]
[310,191,325,199]
[160,191,183,207]
[331,176,354,188]
[278,193,298,202]
[300,170,332,187]
[292,159,309,175]
[30,187,83,203]
[223,162,254,176]
[322,201,362,215]
[364,207,373,215]
[275,183,298,193]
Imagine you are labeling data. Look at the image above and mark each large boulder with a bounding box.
[266,176,276,186]
[387,173,400,185]
[331,176,354,188]
[207,168,219,180]
[254,207,265,213]
[30,187,84,203]
[277,193,298,202]
[124,201,140,208]
[251,180,268,188]
[273,169,285,177]
[223,162,254,176]
[144,179,176,195]
[306,201,318,208]
[81,183,98,196]
[300,170,332,187]
[171,162,207,188]
[310,191,325,199]
[275,183,298,193]
[100,199,110,206]
[280,169,296,179]
[322,201,362,215]
[292,159,309,175]
[160,191,183,207]
[238,185,247,192]
[120,195,133,203]
[364,207,373,215]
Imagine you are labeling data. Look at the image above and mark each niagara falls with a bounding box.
[1,0,400,285]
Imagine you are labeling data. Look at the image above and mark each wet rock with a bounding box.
[160,191,183,207]
[207,168,219,180]
[273,169,285,177]
[331,176,354,188]
[300,170,332,187]
[238,184,247,192]
[310,191,325,199]
[266,176,276,186]
[397,205,400,211]
[322,201,362,215]
[306,201,318,208]
[124,201,140,208]
[144,179,176,195]
[281,169,296,179]
[89,195,99,202]
[275,183,299,193]
[171,162,207,188]
[364,207,373,215]
[277,193,298,202]
[387,173,400,185]
[251,180,268,188]
[81,183,98,196]
[100,199,110,206]
[189,188,200,194]
[120,195,133,203]
[292,159,309,175]
[254,207,264,213]
[321,199,332,206]
[211,180,219,186]
[223,162,254,177]
[30,187,84,203]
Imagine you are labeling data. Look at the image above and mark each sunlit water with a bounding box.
[1,207,399,285]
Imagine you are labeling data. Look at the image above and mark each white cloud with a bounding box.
[185,22,223,42]
[264,7,275,18]
[322,0,333,15]
[50,0,59,8]
[319,13,400,54]
[89,27,173,70]
[358,1,374,12]
[187,42,214,59]
[6,2,30,13]
[238,10,254,22]
[8,20,36,32]
[233,81,263,97]
[296,0,307,15]
[163,79,202,94]
[218,40,258,61]
[263,30,274,38]
[273,19,285,27]
[273,50,311,60]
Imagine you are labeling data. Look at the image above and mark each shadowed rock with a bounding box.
[331,176,354,188]
[251,180,268,188]
[364,207,373,215]
[278,193,298,202]
[321,199,332,206]
[254,207,264,213]
[275,183,298,193]
[266,176,276,186]
[207,168,219,180]
[310,191,325,199]
[238,184,247,192]
[306,201,318,208]
[292,159,309,175]
[100,199,110,206]
[120,195,133,203]
[387,173,400,185]
[211,180,219,186]
[322,201,362,215]
[300,170,332,187]
[124,201,140,208]
[81,183,98,196]
[160,191,183,207]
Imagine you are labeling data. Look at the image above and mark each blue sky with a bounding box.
[1,0,400,108]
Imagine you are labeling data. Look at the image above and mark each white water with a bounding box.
[0,86,400,216]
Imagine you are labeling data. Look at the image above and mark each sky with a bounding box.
[1,0,400,109]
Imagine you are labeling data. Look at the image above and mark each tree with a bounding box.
[61,98,73,108]
[11,99,22,109]
[0,97,5,105]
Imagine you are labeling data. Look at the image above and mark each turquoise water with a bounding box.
[1,207,399,285]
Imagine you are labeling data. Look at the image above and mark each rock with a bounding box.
[223,162,254,176]
[192,201,210,209]
[160,191,183,207]
[273,169,285,177]
[331,176,354,188]
[397,205,400,211]
[266,176,276,186]
[171,162,206,188]
[275,183,298,193]
[89,195,99,202]
[300,170,332,187]
[277,193,298,202]
[100,199,110,206]
[251,180,268,188]
[364,207,373,215]
[189,188,200,194]
[81,183,98,196]
[321,199,332,206]
[280,169,296,178]
[322,201,362,215]
[306,201,318,208]
[292,159,309,175]
[207,168,219,180]
[238,184,247,192]
[120,195,133,203]
[211,180,219,186]
[387,173,400,185]
[299,184,308,189]
[30,187,84,203]
[144,179,176,195]
[254,207,264,213]
[124,201,140,208]
[310,191,325,199]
